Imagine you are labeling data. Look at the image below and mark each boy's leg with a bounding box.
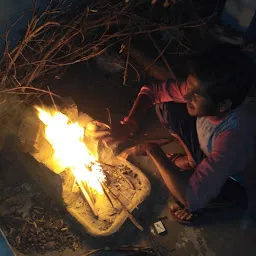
[155,102,204,165]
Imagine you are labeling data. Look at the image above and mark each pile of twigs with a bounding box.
[0,0,213,97]
[0,183,80,254]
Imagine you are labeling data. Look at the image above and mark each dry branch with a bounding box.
[77,180,98,218]
[0,0,212,98]
[101,183,115,209]
[148,33,176,79]
[101,182,143,231]
[123,37,131,85]
[145,36,173,72]
[116,168,135,190]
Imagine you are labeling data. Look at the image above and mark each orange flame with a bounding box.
[36,107,105,193]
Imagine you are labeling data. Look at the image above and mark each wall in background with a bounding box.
[221,0,256,41]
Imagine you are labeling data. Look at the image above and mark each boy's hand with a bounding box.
[85,117,138,141]
[110,121,134,139]
[85,121,111,140]
[120,117,138,136]
[101,137,134,156]
[118,143,155,159]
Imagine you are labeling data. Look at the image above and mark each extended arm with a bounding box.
[146,130,247,211]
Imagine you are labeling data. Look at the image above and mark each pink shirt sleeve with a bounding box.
[138,79,187,104]
[186,130,249,211]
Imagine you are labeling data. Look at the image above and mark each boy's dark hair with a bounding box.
[188,43,255,108]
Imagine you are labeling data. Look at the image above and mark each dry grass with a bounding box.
[0,0,215,100]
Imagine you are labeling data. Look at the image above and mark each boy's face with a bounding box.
[185,75,217,117]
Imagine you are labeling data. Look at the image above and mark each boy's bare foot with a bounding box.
[170,203,193,221]
[170,202,201,224]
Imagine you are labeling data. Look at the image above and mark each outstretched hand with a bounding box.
[85,120,168,160]
[85,120,135,155]
[85,118,137,141]
[118,143,152,159]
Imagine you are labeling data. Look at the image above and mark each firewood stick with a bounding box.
[89,186,96,204]
[84,182,96,204]
[99,161,135,190]
[111,186,138,210]
[101,183,143,231]
[77,180,98,218]
[98,161,114,168]
[116,169,135,190]
[101,183,115,209]
[72,178,77,192]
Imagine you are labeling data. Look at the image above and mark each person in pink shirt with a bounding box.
[93,44,256,224]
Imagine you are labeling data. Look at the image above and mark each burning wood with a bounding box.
[76,180,98,218]
[24,104,151,236]
[35,107,106,214]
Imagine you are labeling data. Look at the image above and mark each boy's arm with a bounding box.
[96,79,188,146]
[146,144,189,206]
[125,79,187,128]
[186,130,247,211]
[146,130,248,211]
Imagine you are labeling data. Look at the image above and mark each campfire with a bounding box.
[36,107,105,217]
[28,104,151,236]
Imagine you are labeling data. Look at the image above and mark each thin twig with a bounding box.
[111,185,137,210]
[98,161,115,168]
[82,249,103,256]
[101,183,116,209]
[123,37,131,85]
[47,86,58,111]
[128,61,140,82]
[116,168,135,190]
[0,86,62,98]
[101,182,143,231]
[145,37,173,72]
[85,183,96,204]
[106,107,112,127]
[72,178,77,192]
[99,161,135,190]
[148,33,176,79]
[76,180,98,218]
